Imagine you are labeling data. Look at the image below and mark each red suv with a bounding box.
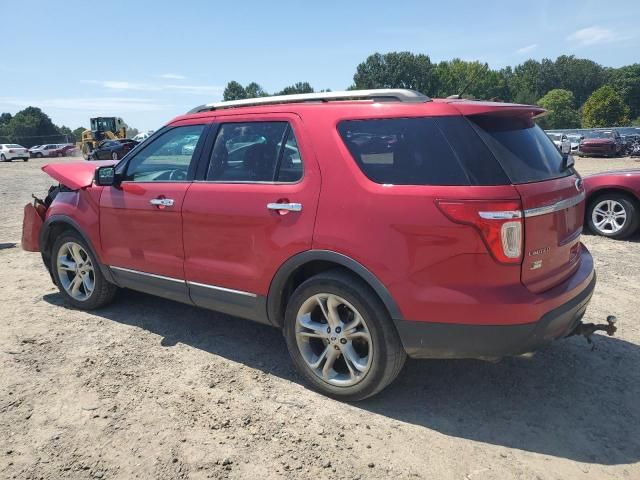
[22,90,596,400]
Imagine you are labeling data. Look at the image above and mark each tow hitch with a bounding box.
[571,315,618,349]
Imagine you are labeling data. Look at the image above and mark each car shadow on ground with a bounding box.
[44,289,640,466]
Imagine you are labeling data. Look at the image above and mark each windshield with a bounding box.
[469,115,568,184]
[547,133,561,141]
[584,131,614,139]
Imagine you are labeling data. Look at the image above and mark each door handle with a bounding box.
[267,202,302,212]
[149,198,175,207]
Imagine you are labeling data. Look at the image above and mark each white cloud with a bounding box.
[0,96,168,112]
[567,26,620,46]
[83,80,223,96]
[516,44,538,54]
[158,73,187,80]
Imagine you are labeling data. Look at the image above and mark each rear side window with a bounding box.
[207,122,303,182]
[469,115,568,184]
[338,117,509,186]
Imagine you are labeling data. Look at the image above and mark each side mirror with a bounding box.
[563,152,574,169]
[95,166,117,186]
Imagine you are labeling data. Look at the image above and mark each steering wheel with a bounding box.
[168,169,187,181]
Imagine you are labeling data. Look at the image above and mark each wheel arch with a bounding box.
[39,215,116,284]
[586,186,640,211]
[267,250,403,328]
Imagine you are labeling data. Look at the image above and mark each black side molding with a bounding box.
[267,250,403,327]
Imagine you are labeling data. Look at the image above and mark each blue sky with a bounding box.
[1,0,638,131]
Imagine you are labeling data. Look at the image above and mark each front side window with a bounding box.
[207,122,303,182]
[124,124,205,182]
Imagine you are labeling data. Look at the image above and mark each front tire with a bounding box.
[51,232,118,309]
[587,193,639,239]
[36,152,43,158]
[283,270,406,401]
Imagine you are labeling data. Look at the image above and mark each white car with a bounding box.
[28,144,59,158]
[132,131,154,142]
[0,144,29,162]
[547,132,571,155]
[567,134,583,153]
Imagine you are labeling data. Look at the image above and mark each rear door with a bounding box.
[468,113,584,293]
[182,114,321,322]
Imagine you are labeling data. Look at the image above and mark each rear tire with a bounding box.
[51,232,118,310]
[587,193,639,239]
[283,269,406,401]
[1,154,7,162]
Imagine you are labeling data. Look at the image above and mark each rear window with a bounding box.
[338,117,509,186]
[468,115,570,184]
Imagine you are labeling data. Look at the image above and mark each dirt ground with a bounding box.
[1,156,639,480]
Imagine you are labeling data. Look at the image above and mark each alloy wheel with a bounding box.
[56,242,95,301]
[295,293,372,387]
[592,199,627,234]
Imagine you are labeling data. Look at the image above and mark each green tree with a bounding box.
[553,55,606,106]
[126,127,140,138]
[223,81,247,101]
[73,127,86,142]
[508,59,558,105]
[536,89,580,129]
[435,59,510,100]
[607,64,640,118]
[353,52,436,95]
[2,107,60,147]
[582,85,631,127]
[245,82,268,98]
[0,112,11,126]
[277,82,314,95]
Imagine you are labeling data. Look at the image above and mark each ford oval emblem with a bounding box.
[575,178,583,191]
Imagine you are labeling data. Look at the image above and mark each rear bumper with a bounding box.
[396,252,596,359]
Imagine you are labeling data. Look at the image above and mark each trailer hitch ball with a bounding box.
[572,315,618,349]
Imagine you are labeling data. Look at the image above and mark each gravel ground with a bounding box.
[1,156,639,480]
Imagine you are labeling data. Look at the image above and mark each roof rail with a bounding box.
[187,89,431,114]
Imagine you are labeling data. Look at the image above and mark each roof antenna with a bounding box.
[447,64,487,99]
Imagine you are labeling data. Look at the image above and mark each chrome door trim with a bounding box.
[523,191,585,218]
[110,266,186,283]
[108,265,258,297]
[187,281,257,298]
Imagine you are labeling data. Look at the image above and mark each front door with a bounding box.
[182,116,321,322]
[100,123,207,302]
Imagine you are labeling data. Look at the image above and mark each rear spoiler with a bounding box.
[446,101,546,119]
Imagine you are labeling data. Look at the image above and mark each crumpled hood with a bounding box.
[42,160,117,190]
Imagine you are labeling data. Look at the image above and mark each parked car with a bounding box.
[132,131,154,142]
[547,132,571,154]
[0,143,29,162]
[578,130,623,157]
[46,144,77,157]
[584,169,640,239]
[567,134,583,153]
[88,139,138,160]
[29,144,62,158]
[22,89,600,400]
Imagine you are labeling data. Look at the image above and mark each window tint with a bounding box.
[276,130,303,182]
[469,115,569,184]
[207,122,301,182]
[124,124,204,182]
[338,117,509,186]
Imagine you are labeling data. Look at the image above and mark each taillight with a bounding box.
[436,200,523,264]
[8,149,14,153]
